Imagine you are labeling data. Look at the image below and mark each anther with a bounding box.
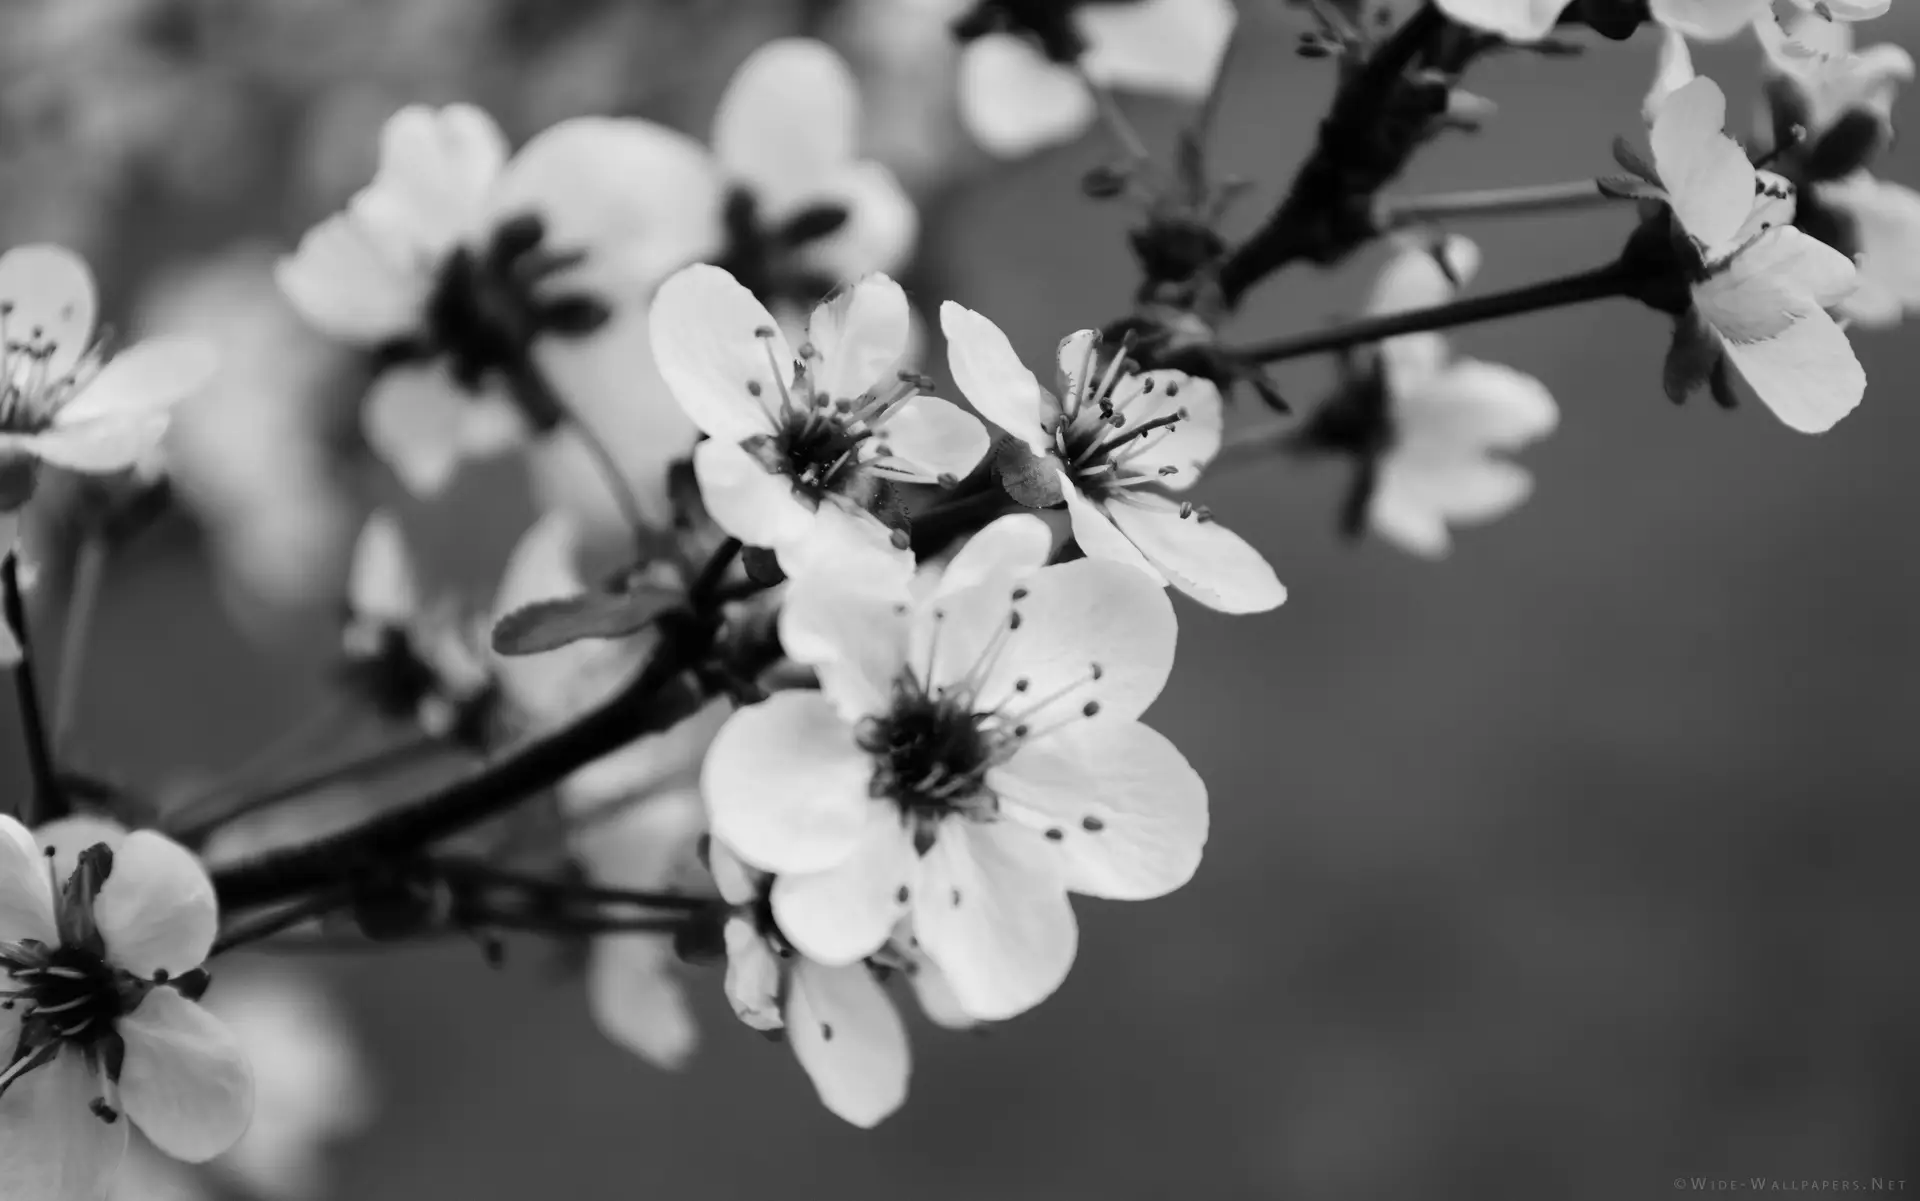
[1045,828,1064,841]
[753,326,775,339]
[747,381,762,396]
[1082,816,1106,832]
[1089,663,1104,680]
[1011,587,1028,601]
[89,1099,120,1124]
[1179,502,1194,519]
[1014,678,1030,692]
[1081,701,1101,717]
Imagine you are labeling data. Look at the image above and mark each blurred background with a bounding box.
[7,0,1920,1197]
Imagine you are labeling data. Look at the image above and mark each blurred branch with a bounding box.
[6,555,64,825]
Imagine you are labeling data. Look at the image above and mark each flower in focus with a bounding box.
[340,510,497,745]
[950,0,1237,157]
[1297,236,1557,557]
[1758,15,1920,327]
[0,816,253,1200]
[941,303,1283,612]
[1438,0,1781,45]
[650,265,987,575]
[709,38,918,312]
[705,514,1208,1023]
[708,837,911,1128]
[1643,75,1864,432]
[0,244,216,530]
[277,104,718,502]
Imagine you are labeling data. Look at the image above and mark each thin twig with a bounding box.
[53,536,106,754]
[170,733,448,845]
[434,858,713,911]
[5,555,61,825]
[1374,179,1614,230]
[211,888,352,957]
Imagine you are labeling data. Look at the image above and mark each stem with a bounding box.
[505,355,652,560]
[1236,258,1638,365]
[172,696,351,819]
[170,733,448,845]
[1374,179,1614,230]
[1076,64,1152,163]
[211,889,351,957]
[432,859,713,911]
[4,555,61,825]
[53,537,106,753]
[210,612,719,912]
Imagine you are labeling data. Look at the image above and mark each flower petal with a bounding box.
[362,362,502,496]
[55,337,216,429]
[365,104,508,253]
[0,813,56,944]
[722,916,783,1030]
[1105,494,1286,614]
[0,1046,128,1201]
[780,571,911,721]
[935,512,1054,597]
[1643,27,1698,124]
[1061,473,1164,584]
[35,816,126,889]
[1371,455,1534,557]
[0,244,98,380]
[491,117,724,298]
[786,960,909,1128]
[1433,0,1575,40]
[1823,174,1920,327]
[347,510,417,625]
[1650,76,1757,255]
[713,38,860,214]
[692,436,817,552]
[94,831,218,980]
[23,417,170,475]
[872,395,989,484]
[650,265,792,443]
[275,213,432,345]
[118,987,254,1163]
[588,936,698,1070]
[703,690,874,874]
[804,162,919,282]
[1079,0,1237,96]
[914,821,1077,1021]
[772,810,916,965]
[1649,0,1769,40]
[991,718,1207,901]
[1714,307,1865,433]
[808,275,910,404]
[1105,371,1223,489]
[528,303,697,533]
[1396,359,1558,453]
[958,34,1095,157]
[939,301,1052,452]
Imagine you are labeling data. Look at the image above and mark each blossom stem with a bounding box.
[1373,179,1616,230]
[432,859,713,912]
[1075,64,1152,163]
[3,555,62,825]
[169,732,450,846]
[1235,257,1641,365]
[209,538,756,912]
[505,355,652,559]
[52,536,106,754]
[210,888,353,957]
[171,696,351,820]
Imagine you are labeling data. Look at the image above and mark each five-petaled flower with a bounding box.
[650,265,989,576]
[1435,0,1888,47]
[1640,74,1865,433]
[704,513,1208,1024]
[277,104,717,502]
[941,303,1284,612]
[0,816,253,1201]
[1299,235,1558,557]
[948,0,1238,158]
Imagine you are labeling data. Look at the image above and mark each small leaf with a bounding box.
[1611,136,1659,185]
[491,587,677,656]
[994,438,1065,508]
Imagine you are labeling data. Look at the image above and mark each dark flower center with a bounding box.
[339,617,499,749]
[377,213,611,432]
[859,685,999,845]
[713,188,849,313]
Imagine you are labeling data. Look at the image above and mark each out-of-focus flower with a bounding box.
[709,838,910,1128]
[824,0,970,191]
[143,245,355,626]
[706,515,1207,1023]
[650,265,985,576]
[1644,76,1864,432]
[1299,236,1557,557]
[710,38,918,311]
[941,303,1283,612]
[0,816,252,1200]
[951,0,1237,157]
[277,104,717,504]
[1758,15,1920,326]
[0,244,215,516]
[341,511,496,745]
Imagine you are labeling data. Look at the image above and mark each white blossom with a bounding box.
[1439,0,1772,45]
[277,104,716,502]
[1358,236,1558,557]
[704,514,1208,1023]
[708,838,911,1128]
[940,304,1283,612]
[1647,75,1864,432]
[650,265,987,576]
[0,817,253,1201]
[956,0,1237,158]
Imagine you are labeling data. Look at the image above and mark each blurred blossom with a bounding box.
[825,0,970,191]
[143,244,355,626]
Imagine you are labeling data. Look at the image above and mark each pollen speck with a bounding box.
[1045,828,1064,841]
[1083,816,1106,832]
[1082,701,1100,717]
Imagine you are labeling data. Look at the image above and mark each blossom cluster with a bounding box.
[0,0,1911,1193]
